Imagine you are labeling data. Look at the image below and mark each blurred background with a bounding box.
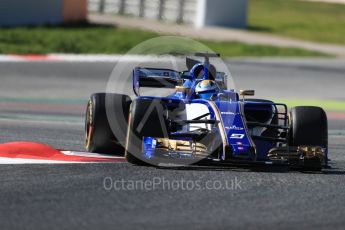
[0,0,344,56]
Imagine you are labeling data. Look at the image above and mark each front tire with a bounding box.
[125,98,169,165]
[289,106,328,147]
[85,93,131,155]
[289,106,328,171]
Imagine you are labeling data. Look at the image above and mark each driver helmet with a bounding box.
[195,80,219,99]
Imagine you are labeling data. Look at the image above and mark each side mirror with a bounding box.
[175,86,191,94]
[181,71,193,80]
[240,90,255,97]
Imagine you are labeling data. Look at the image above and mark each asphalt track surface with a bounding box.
[0,59,345,230]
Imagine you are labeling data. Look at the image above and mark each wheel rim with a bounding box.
[85,100,94,150]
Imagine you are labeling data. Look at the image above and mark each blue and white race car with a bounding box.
[85,53,328,171]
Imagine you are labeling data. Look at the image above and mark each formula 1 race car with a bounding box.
[85,53,328,171]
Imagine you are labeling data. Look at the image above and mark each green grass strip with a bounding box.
[249,0,345,44]
[0,25,329,57]
[275,99,345,111]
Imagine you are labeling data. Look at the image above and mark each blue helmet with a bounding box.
[195,80,218,99]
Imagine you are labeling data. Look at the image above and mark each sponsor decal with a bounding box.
[225,125,244,131]
[230,134,245,139]
[221,111,236,115]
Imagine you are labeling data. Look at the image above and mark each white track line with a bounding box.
[0,151,126,164]
[0,54,178,63]
[0,157,82,164]
[61,151,125,159]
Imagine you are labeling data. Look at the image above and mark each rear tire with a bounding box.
[85,93,132,155]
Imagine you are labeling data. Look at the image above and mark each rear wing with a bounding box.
[133,67,182,96]
[132,67,230,95]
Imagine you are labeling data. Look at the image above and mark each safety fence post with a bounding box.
[98,0,106,14]
[119,0,126,14]
[177,0,185,23]
[157,0,165,20]
[139,0,145,17]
